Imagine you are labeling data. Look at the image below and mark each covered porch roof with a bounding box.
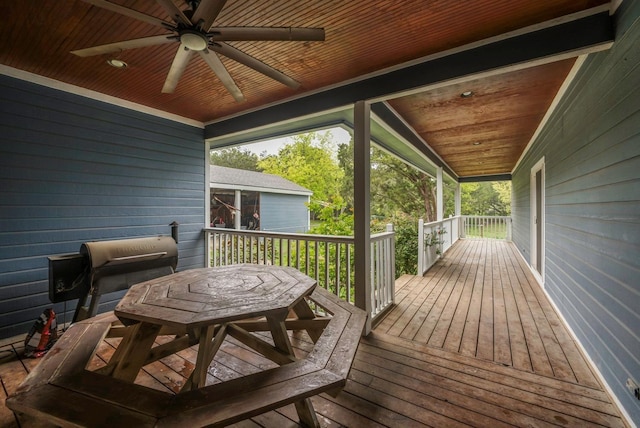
[0,0,615,181]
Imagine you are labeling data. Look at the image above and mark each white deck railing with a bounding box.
[204,226,395,322]
[417,217,460,275]
[418,215,512,275]
[461,215,512,240]
[370,226,396,318]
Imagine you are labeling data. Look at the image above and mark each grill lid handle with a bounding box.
[105,251,169,266]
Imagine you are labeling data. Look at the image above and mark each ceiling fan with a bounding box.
[71,0,325,102]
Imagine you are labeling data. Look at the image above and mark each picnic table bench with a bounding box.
[7,265,367,427]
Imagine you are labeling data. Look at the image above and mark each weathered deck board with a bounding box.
[362,331,625,427]
[0,240,626,426]
[376,239,600,388]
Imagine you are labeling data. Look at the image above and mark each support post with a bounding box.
[455,181,462,238]
[205,141,212,267]
[417,218,424,276]
[386,223,395,306]
[234,190,241,230]
[437,167,444,222]
[455,182,461,217]
[354,100,372,335]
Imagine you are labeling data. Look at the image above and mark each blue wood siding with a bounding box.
[0,76,205,339]
[260,193,309,233]
[511,2,640,422]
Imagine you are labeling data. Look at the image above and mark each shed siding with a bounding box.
[0,76,205,339]
[511,2,640,422]
[260,193,309,233]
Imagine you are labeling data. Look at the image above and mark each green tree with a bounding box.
[460,182,480,215]
[443,180,457,218]
[461,181,510,215]
[336,137,354,213]
[370,148,438,222]
[210,147,261,171]
[492,181,512,215]
[258,132,344,218]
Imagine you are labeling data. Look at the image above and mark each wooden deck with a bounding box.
[376,239,600,387]
[0,239,628,427]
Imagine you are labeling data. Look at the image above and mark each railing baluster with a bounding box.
[346,243,352,304]
[376,240,381,312]
[269,238,274,266]
[335,243,341,299]
[324,241,330,294]
[233,234,238,264]
[314,241,319,286]
[304,241,309,275]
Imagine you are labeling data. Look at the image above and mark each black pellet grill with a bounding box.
[48,236,178,322]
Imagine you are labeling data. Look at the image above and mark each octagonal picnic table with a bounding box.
[111,264,319,420]
[7,264,367,428]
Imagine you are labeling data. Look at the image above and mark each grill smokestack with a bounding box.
[170,221,179,244]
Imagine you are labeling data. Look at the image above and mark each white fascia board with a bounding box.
[210,183,312,196]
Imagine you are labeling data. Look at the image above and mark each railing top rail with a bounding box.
[462,215,511,219]
[205,228,395,243]
[420,216,461,228]
[204,227,355,244]
[371,231,394,241]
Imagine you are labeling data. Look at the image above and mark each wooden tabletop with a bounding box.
[114,264,317,329]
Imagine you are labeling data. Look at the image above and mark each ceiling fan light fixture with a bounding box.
[107,58,127,68]
[460,90,474,98]
[180,30,208,51]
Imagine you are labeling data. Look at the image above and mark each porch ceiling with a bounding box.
[0,0,613,180]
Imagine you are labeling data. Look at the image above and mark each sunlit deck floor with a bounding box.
[0,239,628,427]
[377,239,597,384]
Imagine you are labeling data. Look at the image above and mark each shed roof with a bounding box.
[210,165,312,196]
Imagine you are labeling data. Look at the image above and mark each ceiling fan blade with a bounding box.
[162,45,194,93]
[71,35,174,57]
[156,0,191,26]
[80,0,168,28]
[192,0,228,32]
[211,27,325,42]
[198,50,245,102]
[210,43,300,89]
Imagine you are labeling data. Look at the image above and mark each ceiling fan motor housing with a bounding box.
[180,29,208,51]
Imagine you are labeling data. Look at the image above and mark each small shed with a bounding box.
[210,165,312,233]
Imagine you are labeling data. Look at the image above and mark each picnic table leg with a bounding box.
[267,315,294,357]
[291,298,323,342]
[183,324,227,391]
[295,399,321,428]
[98,320,140,376]
[267,314,320,428]
[111,322,162,383]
